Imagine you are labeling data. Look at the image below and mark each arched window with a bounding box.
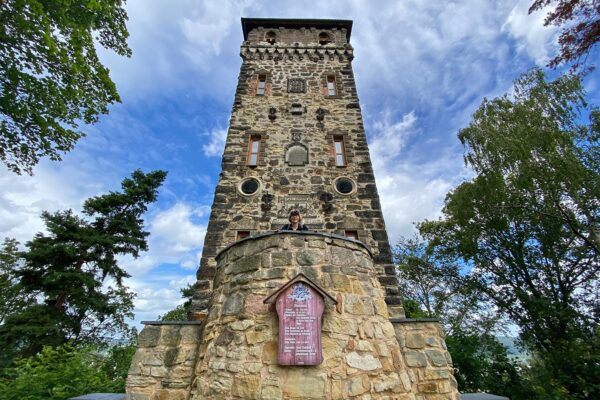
[318,32,331,45]
[265,31,277,45]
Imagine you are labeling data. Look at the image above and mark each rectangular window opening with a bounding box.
[246,136,260,166]
[327,75,336,96]
[236,231,250,240]
[345,230,359,240]
[257,75,266,96]
[334,136,347,166]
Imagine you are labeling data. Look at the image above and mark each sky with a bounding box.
[1,0,598,328]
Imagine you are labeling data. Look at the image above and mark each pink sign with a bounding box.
[275,282,324,365]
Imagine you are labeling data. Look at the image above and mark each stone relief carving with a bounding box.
[287,78,306,93]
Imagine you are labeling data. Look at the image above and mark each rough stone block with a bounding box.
[160,326,180,347]
[322,316,358,336]
[404,351,427,367]
[231,375,260,399]
[330,274,352,292]
[138,326,161,348]
[405,332,425,349]
[246,329,270,344]
[245,294,269,315]
[125,394,150,400]
[346,351,381,371]
[426,349,448,366]
[281,370,326,399]
[231,255,261,274]
[418,382,438,393]
[272,251,293,267]
[222,293,244,315]
[261,385,281,400]
[296,250,321,266]
[346,375,370,397]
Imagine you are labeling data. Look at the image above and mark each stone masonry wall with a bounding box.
[187,232,455,399]
[192,22,402,320]
[126,322,204,400]
[393,320,459,400]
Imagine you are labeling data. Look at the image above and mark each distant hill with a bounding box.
[497,336,530,363]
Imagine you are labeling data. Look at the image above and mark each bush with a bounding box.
[0,342,135,400]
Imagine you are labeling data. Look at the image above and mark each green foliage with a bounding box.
[420,69,599,399]
[0,0,131,174]
[0,238,35,324]
[158,283,195,321]
[159,304,189,321]
[447,333,534,399]
[395,235,527,396]
[0,342,135,400]
[0,169,166,367]
[395,235,500,335]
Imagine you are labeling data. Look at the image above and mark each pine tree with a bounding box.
[0,169,166,366]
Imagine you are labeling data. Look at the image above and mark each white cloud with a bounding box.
[202,127,227,157]
[503,0,558,65]
[370,111,418,168]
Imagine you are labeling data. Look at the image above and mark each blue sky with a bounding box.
[1,0,598,327]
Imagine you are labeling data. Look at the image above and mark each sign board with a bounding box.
[275,282,324,365]
[264,274,337,366]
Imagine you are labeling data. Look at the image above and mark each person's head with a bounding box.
[288,210,302,223]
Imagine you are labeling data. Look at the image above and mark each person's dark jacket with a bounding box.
[280,224,309,231]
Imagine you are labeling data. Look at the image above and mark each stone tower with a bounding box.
[190,18,403,321]
[126,18,459,400]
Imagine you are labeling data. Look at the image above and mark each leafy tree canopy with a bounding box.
[0,0,131,174]
[0,169,166,367]
[529,0,600,69]
[420,69,599,399]
[0,342,136,400]
[0,238,35,325]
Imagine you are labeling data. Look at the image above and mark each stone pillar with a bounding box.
[125,322,204,400]
[392,319,460,400]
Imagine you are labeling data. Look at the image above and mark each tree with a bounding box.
[0,169,166,366]
[420,69,599,399]
[395,235,528,399]
[0,342,135,400]
[529,0,600,68]
[158,283,195,321]
[0,0,131,174]
[0,238,34,325]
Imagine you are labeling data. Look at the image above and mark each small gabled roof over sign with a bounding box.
[263,273,337,305]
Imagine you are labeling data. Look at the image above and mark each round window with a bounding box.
[239,178,261,196]
[333,177,356,195]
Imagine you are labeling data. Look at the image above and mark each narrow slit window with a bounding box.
[236,231,250,240]
[345,230,358,240]
[334,136,346,166]
[327,75,336,96]
[247,136,260,166]
[257,75,266,96]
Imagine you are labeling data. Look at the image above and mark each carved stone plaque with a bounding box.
[286,144,308,166]
[275,282,324,365]
[273,194,319,226]
[287,78,306,93]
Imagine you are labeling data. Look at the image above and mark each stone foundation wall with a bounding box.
[188,232,457,399]
[392,319,459,400]
[126,233,458,399]
[126,322,204,400]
